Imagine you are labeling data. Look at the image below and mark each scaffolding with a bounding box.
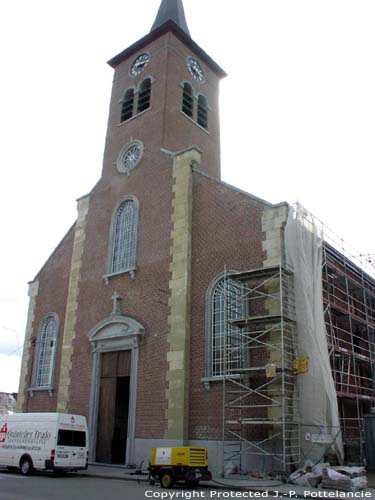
[222,264,300,475]
[322,241,375,462]
[220,205,374,470]
[290,204,375,463]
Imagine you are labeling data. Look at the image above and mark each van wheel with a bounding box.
[20,457,33,476]
[160,471,174,488]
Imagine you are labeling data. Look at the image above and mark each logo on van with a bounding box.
[71,416,75,424]
[0,423,7,443]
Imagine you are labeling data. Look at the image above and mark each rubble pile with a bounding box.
[321,466,368,492]
[289,462,368,492]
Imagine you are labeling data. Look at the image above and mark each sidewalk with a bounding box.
[80,464,375,499]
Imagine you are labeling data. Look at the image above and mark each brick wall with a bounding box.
[23,225,75,412]
[66,148,174,437]
[189,172,267,440]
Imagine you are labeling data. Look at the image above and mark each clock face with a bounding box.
[130,53,150,76]
[187,57,204,82]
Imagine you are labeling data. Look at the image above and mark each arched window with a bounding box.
[35,314,58,388]
[110,198,138,274]
[182,83,194,118]
[197,95,208,129]
[121,89,135,122]
[207,276,246,377]
[137,78,151,113]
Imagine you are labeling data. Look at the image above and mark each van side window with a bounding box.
[57,430,86,447]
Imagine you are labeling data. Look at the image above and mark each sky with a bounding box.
[0,0,374,394]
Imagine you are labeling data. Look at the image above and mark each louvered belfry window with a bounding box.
[197,94,208,129]
[182,83,194,117]
[111,199,137,273]
[121,89,134,122]
[137,78,151,113]
[35,315,58,388]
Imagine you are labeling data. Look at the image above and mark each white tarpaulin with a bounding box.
[285,204,344,464]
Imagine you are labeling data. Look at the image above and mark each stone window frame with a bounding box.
[104,196,139,281]
[202,272,248,385]
[30,312,59,394]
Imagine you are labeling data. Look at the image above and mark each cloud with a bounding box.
[0,355,21,393]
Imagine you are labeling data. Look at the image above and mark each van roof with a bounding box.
[0,413,86,424]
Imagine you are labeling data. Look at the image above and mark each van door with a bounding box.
[55,429,87,469]
[70,430,87,468]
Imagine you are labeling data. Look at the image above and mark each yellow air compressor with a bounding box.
[148,446,212,488]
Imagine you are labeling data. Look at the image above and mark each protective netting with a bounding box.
[285,203,344,464]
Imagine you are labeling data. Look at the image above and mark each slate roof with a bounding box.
[151,0,190,36]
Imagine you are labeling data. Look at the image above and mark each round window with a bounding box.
[117,140,144,175]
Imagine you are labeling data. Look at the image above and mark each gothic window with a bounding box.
[137,78,151,113]
[121,89,135,122]
[207,276,246,378]
[110,198,138,274]
[197,94,208,129]
[182,82,194,118]
[34,314,58,388]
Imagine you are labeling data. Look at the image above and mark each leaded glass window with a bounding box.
[111,199,137,274]
[211,278,245,377]
[35,315,58,388]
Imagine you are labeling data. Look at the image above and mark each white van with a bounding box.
[0,413,88,475]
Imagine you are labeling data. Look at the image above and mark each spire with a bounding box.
[151,0,191,37]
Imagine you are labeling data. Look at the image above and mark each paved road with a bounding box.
[0,471,153,500]
[0,471,223,500]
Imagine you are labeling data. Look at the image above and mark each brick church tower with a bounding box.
[17,0,285,472]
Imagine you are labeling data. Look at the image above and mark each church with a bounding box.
[17,0,375,474]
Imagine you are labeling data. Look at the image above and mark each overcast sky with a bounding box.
[1,0,374,394]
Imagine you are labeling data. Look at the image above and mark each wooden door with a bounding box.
[95,351,132,463]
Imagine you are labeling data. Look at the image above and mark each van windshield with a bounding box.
[57,430,86,447]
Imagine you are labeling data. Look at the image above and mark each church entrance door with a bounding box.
[95,350,131,464]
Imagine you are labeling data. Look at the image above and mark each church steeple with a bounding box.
[151,0,190,36]
[105,0,227,181]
